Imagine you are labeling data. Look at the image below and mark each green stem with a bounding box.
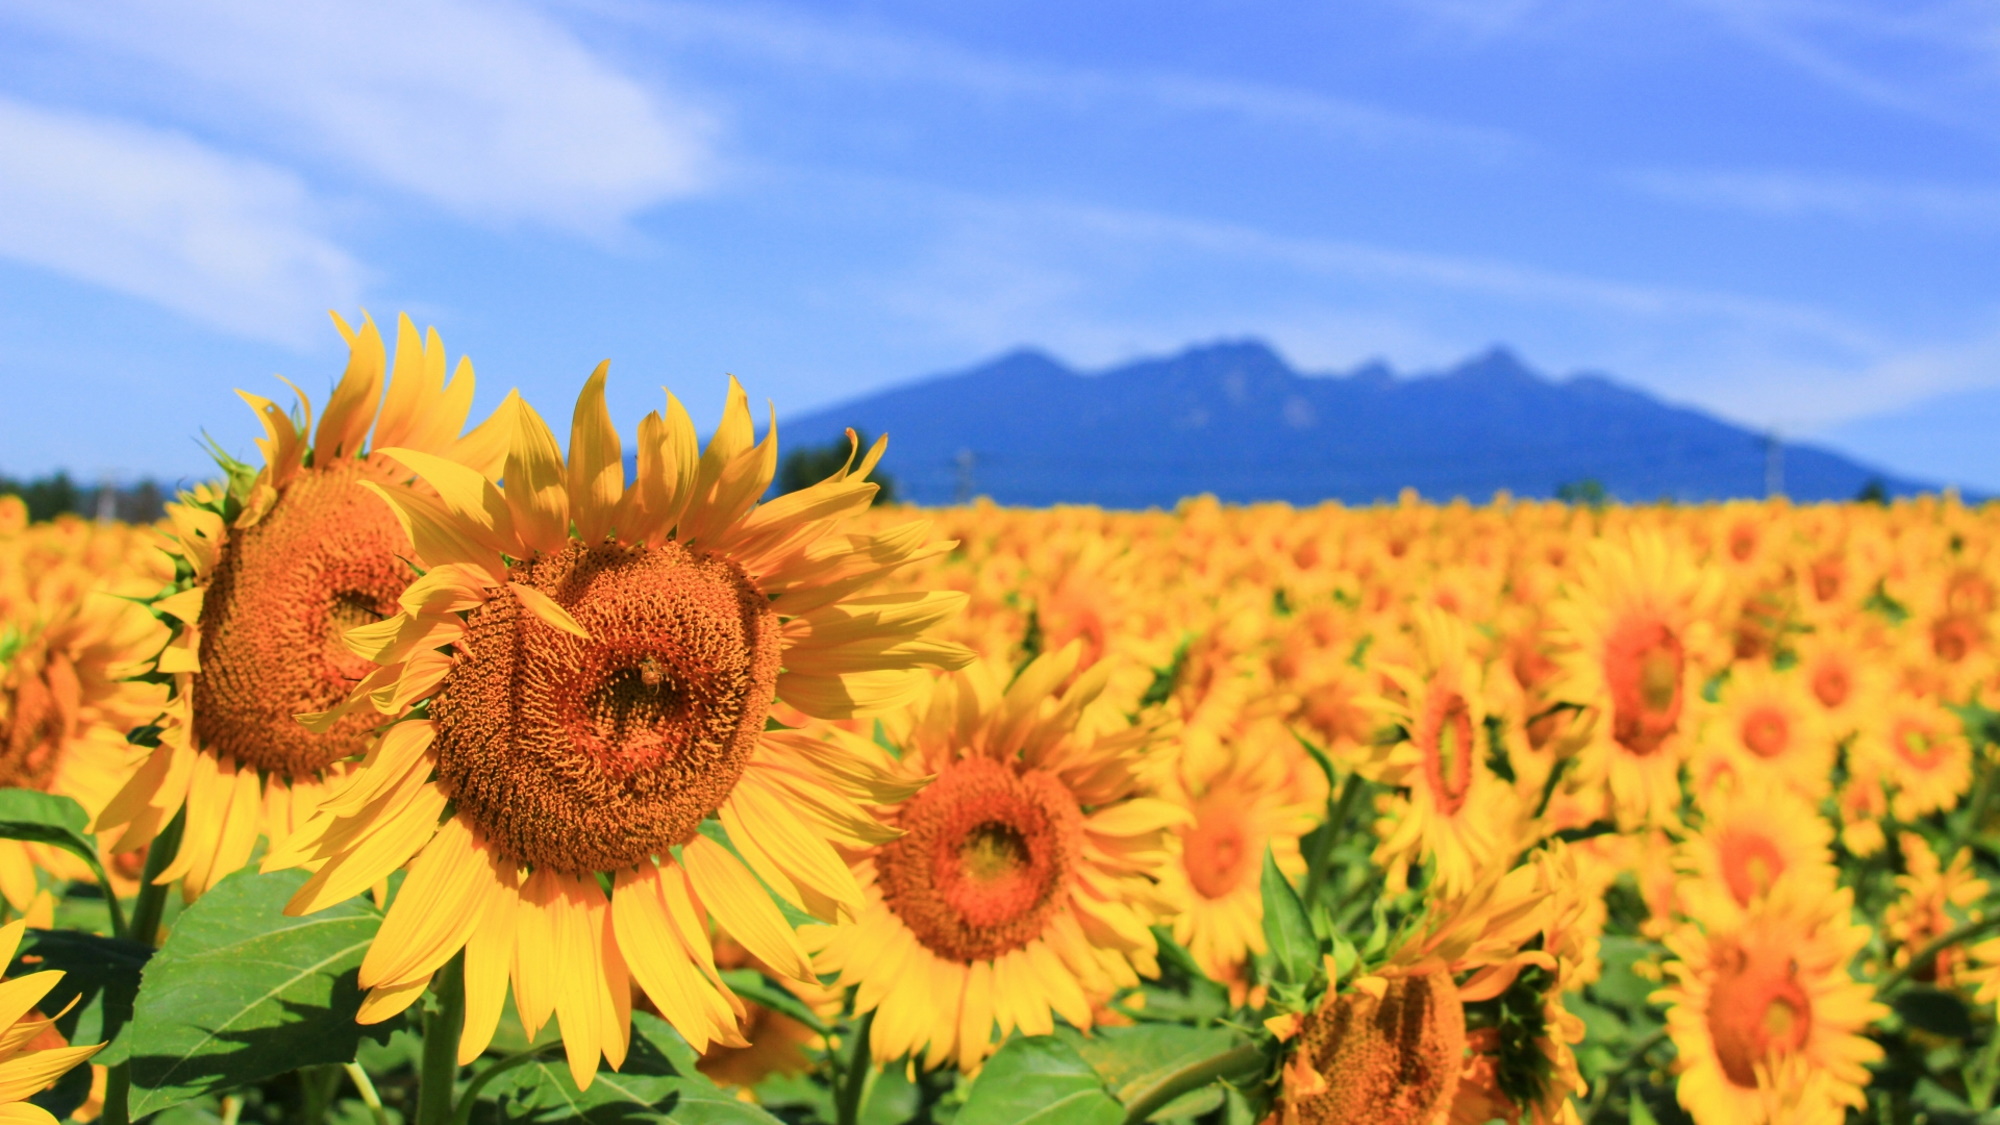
[79,852,127,941]
[297,1063,342,1125]
[1875,914,2000,996]
[835,1008,876,1125]
[449,1041,559,1125]
[100,809,187,1125]
[416,955,466,1125]
[1951,749,1998,856]
[1119,1044,1265,1125]
[127,808,185,947]
[1301,774,1361,908]
[1581,1027,1668,1124]
[344,1063,390,1125]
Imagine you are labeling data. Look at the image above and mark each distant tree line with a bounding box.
[0,471,170,523]
[776,432,897,505]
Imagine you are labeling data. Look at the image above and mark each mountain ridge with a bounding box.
[780,340,1932,507]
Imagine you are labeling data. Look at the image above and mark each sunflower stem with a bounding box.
[344,1062,390,1125]
[1302,773,1361,908]
[834,1007,876,1125]
[1875,913,2000,996]
[449,1040,559,1125]
[416,954,466,1125]
[101,808,187,1125]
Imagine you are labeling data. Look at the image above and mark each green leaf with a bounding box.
[1259,849,1314,986]
[499,1013,778,1124]
[1067,1025,1247,1121]
[10,928,151,1066]
[1896,986,1975,1039]
[0,789,116,904]
[957,1035,1122,1125]
[718,969,830,1035]
[126,868,395,1117]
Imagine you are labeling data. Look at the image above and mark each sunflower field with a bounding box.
[3,316,1999,1125]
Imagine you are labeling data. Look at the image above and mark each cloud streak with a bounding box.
[0,96,361,344]
[5,0,716,233]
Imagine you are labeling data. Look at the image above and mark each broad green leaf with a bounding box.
[1259,849,1314,986]
[127,869,393,1117]
[0,789,114,896]
[1067,1024,1248,1121]
[10,928,151,1065]
[500,1013,778,1124]
[957,1035,1122,1125]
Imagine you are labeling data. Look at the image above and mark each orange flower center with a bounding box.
[1810,660,1850,710]
[876,756,1080,962]
[1184,794,1253,899]
[1717,827,1786,906]
[1932,616,1979,664]
[1706,941,1813,1089]
[1893,719,1945,770]
[1291,972,1466,1125]
[431,539,780,875]
[1809,556,1843,603]
[194,461,410,777]
[0,656,70,791]
[1738,705,1790,760]
[1603,616,1684,757]
[1416,689,1475,815]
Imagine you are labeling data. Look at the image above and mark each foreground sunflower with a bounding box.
[94,313,505,900]
[0,919,106,1125]
[808,644,1181,1072]
[1657,882,1884,1125]
[0,580,165,910]
[271,370,973,1088]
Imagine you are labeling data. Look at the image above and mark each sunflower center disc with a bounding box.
[1706,940,1813,1088]
[877,756,1080,962]
[1739,707,1790,759]
[1418,689,1475,814]
[0,661,67,790]
[432,540,780,875]
[1294,971,1466,1125]
[1184,795,1251,899]
[1603,617,1684,757]
[194,462,409,776]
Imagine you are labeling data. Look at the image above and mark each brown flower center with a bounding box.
[194,461,410,777]
[876,756,1079,962]
[431,539,780,875]
[1603,616,1684,757]
[1717,827,1786,906]
[1292,972,1466,1125]
[1894,719,1946,770]
[1811,660,1850,710]
[0,657,70,791]
[1706,940,1813,1088]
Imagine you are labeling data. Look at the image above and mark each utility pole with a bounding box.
[954,448,976,505]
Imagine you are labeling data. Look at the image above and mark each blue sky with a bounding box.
[1,0,1997,490]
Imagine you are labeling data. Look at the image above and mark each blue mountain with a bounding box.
[781,340,1931,507]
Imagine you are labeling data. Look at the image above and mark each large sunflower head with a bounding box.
[94,312,503,900]
[269,366,973,1089]
[1657,882,1885,1125]
[1547,529,1723,828]
[810,644,1181,1072]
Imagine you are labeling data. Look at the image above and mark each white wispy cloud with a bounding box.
[1623,167,2000,228]
[572,0,1519,159]
[4,0,716,233]
[0,96,362,343]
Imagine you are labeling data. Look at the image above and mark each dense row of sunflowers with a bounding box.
[2,314,1998,1125]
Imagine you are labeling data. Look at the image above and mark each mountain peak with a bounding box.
[782,340,1927,506]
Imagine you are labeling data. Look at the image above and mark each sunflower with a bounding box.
[1656,883,1884,1125]
[269,369,973,1088]
[0,578,166,911]
[1156,716,1322,995]
[1690,663,1834,804]
[1547,530,1722,828]
[1362,606,1522,895]
[1880,832,1985,990]
[93,312,506,901]
[1790,625,1879,741]
[1275,852,1576,1125]
[0,918,107,1125]
[1848,690,1971,822]
[808,645,1181,1072]
[1675,786,1835,927]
